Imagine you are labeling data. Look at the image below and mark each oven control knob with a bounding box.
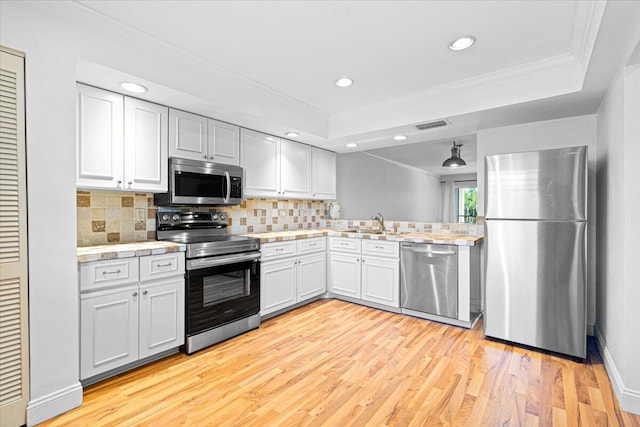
[212,214,219,220]
[219,213,226,220]
[172,214,180,221]
[161,214,170,222]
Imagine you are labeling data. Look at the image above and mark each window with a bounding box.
[455,185,477,224]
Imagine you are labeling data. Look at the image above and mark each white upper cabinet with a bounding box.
[124,97,168,192]
[76,84,168,192]
[168,109,208,161]
[168,110,240,165]
[312,148,336,200]
[280,139,312,199]
[241,129,280,197]
[241,129,335,200]
[208,119,240,166]
[76,84,124,189]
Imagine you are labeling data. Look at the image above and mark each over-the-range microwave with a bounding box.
[154,157,243,206]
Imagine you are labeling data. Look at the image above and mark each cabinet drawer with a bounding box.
[261,241,296,261]
[139,252,185,283]
[362,240,399,258]
[329,237,361,253]
[80,258,139,292]
[296,237,325,254]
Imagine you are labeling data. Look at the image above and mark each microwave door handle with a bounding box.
[224,171,230,203]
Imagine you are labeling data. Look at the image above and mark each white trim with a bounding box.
[572,0,607,72]
[26,382,83,427]
[594,325,640,415]
[358,152,435,176]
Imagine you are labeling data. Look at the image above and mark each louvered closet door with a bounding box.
[0,47,29,427]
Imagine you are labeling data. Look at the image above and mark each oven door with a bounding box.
[185,252,260,336]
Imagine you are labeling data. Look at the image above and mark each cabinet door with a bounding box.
[361,256,400,308]
[312,148,336,200]
[139,278,185,359]
[123,98,168,192]
[328,252,361,298]
[208,119,240,165]
[297,252,326,301]
[168,109,208,161]
[241,129,280,198]
[80,287,139,380]
[261,258,296,315]
[280,139,312,199]
[76,83,124,189]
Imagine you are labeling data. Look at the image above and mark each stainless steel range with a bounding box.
[156,211,261,354]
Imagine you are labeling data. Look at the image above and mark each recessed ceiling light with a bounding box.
[346,143,358,148]
[393,135,408,141]
[285,132,300,138]
[120,82,148,93]
[335,77,354,87]
[449,36,476,51]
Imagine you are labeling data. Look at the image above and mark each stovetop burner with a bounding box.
[156,210,260,258]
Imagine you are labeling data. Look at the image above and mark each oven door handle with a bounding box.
[187,252,260,270]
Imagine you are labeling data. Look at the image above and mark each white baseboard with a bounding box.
[27,382,83,426]
[594,325,640,415]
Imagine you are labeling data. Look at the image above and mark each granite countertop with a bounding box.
[243,228,483,246]
[77,241,186,263]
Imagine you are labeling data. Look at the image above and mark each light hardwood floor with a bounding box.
[42,299,640,426]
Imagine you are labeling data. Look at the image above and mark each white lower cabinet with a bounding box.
[261,258,297,315]
[81,286,139,378]
[329,237,400,308]
[361,256,399,307]
[260,238,326,316]
[80,252,185,381]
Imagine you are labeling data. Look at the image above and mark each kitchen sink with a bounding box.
[357,229,404,236]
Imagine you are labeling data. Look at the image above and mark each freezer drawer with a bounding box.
[400,243,457,319]
[484,220,586,358]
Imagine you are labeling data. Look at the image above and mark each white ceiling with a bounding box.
[31,0,640,173]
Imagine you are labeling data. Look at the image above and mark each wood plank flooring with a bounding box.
[41,300,640,426]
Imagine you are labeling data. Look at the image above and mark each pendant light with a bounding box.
[442,141,467,168]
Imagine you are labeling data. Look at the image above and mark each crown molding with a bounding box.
[572,0,607,76]
[33,0,329,128]
[329,52,583,138]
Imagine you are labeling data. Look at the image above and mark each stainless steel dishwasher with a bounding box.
[400,243,458,319]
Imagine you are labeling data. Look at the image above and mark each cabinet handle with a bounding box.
[156,262,172,268]
[132,292,138,297]
[375,245,384,249]
[102,269,121,276]
[309,243,316,247]
[275,248,284,252]
[340,242,348,246]
[142,290,148,295]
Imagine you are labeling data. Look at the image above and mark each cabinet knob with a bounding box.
[142,290,148,295]
[209,156,214,159]
[203,154,207,159]
[117,180,122,185]
[132,292,138,297]
[127,181,132,185]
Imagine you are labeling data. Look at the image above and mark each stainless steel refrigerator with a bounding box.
[484,146,587,358]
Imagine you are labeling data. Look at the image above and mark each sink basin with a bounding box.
[357,229,403,236]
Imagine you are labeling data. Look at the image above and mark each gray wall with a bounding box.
[336,153,440,222]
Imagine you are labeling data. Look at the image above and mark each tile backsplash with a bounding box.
[77,190,328,246]
[77,191,157,246]
[77,191,483,246]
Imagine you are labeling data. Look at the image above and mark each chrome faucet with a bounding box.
[371,212,385,231]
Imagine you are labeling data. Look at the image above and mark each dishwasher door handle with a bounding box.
[402,248,456,256]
